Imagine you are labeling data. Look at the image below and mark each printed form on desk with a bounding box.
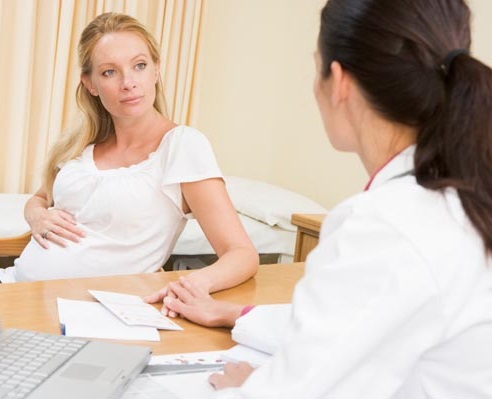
[122,304,292,398]
[88,289,183,330]
[57,290,182,341]
[122,351,226,399]
[57,298,161,341]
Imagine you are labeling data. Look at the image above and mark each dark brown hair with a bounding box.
[319,0,492,252]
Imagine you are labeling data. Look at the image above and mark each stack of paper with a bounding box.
[123,351,226,398]
[57,290,183,342]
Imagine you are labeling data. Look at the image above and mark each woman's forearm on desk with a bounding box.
[185,246,259,294]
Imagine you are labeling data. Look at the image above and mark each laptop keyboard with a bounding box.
[0,329,87,398]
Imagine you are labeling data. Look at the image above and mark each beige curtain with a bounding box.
[0,0,203,194]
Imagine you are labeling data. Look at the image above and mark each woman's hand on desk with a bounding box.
[145,271,212,318]
[145,277,243,327]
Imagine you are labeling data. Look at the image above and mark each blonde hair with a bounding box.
[43,12,167,202]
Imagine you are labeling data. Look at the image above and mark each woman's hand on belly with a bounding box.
[28,208,86,249]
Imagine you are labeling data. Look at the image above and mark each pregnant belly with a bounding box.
[11,230,166,282]
[13,237,104,281]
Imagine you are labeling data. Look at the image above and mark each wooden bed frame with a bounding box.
[0,232,31,257]
[0,232,31,268]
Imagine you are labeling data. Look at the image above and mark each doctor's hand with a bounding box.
[145,277,243,327]
[209,362,254,390]
[27,207,85,249]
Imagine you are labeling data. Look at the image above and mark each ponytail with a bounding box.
[415,54,492,252]
[318,0,492,253]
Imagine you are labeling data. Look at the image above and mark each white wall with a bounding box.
[470,0,492,67]
[190,0,492,209]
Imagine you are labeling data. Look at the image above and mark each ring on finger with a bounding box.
[41,230,50,240]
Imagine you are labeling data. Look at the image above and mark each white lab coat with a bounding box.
[213,146,492,399]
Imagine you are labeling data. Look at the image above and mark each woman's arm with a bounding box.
[180,177,259,293]
[145,177,259,316]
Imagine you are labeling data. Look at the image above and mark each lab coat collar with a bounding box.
[365,145,415,191]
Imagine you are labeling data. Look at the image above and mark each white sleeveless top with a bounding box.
[0,126,222,282]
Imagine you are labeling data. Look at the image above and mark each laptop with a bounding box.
[0,319,151,399]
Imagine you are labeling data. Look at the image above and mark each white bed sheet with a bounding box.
[173,214,296,261]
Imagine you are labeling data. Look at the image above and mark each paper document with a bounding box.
[57,298,160,341]
[122,351,225,399]
[89,290,183,331]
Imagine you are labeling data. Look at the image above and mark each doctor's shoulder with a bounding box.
[320,179,448,237]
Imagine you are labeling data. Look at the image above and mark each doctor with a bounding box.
[157,0,492,397]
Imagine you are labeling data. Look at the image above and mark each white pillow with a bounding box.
[225,176,328,232]
[0,194,31,237]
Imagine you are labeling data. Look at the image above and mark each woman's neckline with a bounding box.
[89,124,181,172]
